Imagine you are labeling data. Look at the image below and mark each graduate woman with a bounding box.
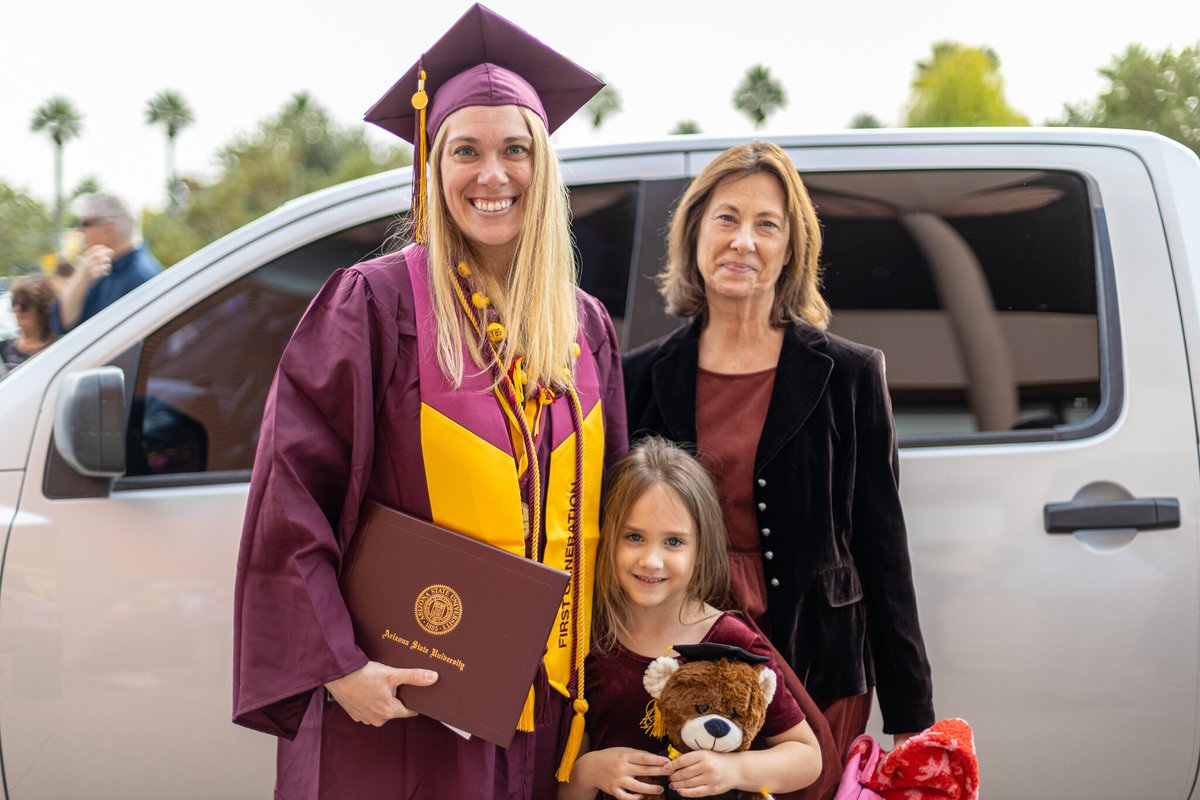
[232,6,627,797]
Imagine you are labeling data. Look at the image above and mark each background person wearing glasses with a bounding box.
[1,275,58,373]
[53,192,162,333]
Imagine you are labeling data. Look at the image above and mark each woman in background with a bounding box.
[2,275,58,372]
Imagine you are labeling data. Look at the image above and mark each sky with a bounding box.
[4,0,1199,216]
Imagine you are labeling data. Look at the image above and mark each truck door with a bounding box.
[0,213,395,799]
[798,143,1200,799]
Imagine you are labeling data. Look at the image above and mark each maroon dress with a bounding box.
[232,253,628,799]
[697,367,871,773]
[584,613,804,799]
[696,366,776,632]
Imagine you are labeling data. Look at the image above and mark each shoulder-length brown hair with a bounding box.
[659,141,830,329]
[593,436,730,652]
[10,275,57,342]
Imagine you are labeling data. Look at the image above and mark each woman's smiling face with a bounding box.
[695,171,791,311]
[438,104,533,270]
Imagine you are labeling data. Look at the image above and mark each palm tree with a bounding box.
[145,90,195,206]
[30,96,83,246]
[71,176,101,199]
[732,65,787,129]
[849,112,884,129]
[585,77,622,130]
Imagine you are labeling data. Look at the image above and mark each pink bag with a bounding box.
[834,734,886,800]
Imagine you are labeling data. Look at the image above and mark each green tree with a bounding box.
[29,96,83,246]
[670,120,701,135]
[849,112,884,129]
[733,65,787,129]
[0,183,54,276]
[585,77,622,130]
[143,93,410,266]
[1061,43,1200,157]
[71,176,101,200]
[145,89,195,206]
[903,42,1029,127]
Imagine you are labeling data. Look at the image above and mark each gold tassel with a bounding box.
[516,685,536,732]
[639,699,666,739]
[555,698,589,782]
[411,69,429,243]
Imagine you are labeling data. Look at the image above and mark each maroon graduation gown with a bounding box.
[232,251,627,799]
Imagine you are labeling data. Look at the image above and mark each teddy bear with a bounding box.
[640,642,777,800]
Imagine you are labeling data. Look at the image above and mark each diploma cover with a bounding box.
[339,499,570,747]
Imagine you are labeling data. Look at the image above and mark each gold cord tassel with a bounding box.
[411,69,429,243]
[555,697,589,781]
[516,686,536,732]
[639,699,666,739]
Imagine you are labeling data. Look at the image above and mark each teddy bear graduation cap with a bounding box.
[363,3,604,243]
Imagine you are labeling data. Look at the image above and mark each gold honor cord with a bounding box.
[449,265,543,561]
[449,263,591,778]
[556,378,589,781]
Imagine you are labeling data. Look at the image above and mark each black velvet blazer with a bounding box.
[623,319,935,734]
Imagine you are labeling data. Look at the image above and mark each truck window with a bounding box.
[124,218,397,478]
[807,169,1100,444]
[121,182,644,480]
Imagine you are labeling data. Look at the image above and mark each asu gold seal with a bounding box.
[414,584,463,635]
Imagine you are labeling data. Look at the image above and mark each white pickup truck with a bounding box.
[1,128,1198,799]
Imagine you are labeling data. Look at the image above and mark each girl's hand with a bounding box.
[325,661,438,726]
[573,747,671,799]
[664,750,743,798]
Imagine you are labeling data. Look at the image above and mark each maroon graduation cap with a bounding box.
[365,3,603,145]
[364,4,603,242]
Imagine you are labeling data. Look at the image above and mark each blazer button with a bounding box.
[763,551,774,560]
[757,478,766,487]
[757,502,767,512]
[761,528,770,537]
[770,578,780,588]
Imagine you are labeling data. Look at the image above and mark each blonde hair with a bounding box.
[423,106,579,389]
[594,437,731,652]
[660,141,831,329]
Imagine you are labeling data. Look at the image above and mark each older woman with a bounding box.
[623,142,934,765]
[232,6,626,798]
[1,275,57,373]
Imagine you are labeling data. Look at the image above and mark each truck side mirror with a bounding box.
[54,367,127,477]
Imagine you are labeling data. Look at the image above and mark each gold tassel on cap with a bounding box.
[411,69,429,243]
[639,699,666,739]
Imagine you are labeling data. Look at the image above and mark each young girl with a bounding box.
[561,437,822,800]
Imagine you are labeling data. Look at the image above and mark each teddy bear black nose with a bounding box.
[704,718,731,738]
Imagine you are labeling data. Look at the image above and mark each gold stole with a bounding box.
[404,246,603,775]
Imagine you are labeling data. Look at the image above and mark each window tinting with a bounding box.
[810,169,1099,440]
[125,218,395,477]
[571,182,638,324]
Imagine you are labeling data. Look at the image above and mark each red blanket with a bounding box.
[863,718,979,800]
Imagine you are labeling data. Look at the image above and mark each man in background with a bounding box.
[53,193,162,333]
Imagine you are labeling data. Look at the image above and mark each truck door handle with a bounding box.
[1043,498,1180,533]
